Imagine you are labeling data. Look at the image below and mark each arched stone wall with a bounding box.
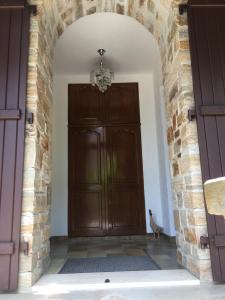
[19,0,212,288]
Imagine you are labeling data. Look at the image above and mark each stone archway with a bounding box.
[20,0,211,288]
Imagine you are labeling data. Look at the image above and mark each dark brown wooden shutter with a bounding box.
[0,1,30,292]
[188,0,225,282]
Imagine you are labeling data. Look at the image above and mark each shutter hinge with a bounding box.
[29,5,37,16]
[27,111,34,124]
[200,236,210,249]
[188,108,196,121]
[20,241,29,255]
[179,4,188,15]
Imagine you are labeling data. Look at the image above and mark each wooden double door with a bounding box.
[68,83,146,237]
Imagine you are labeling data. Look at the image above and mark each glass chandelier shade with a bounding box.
[90,49,114,93]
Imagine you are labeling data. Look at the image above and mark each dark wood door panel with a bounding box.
[188,0,225,282]
[68,84,103,125]
[68,126,106,236]
[69,191,105,236]
[0,3,30,292]
[69,127,103,185]
[106,126,146,235]
[107,126,140,184]
[104,83,140,124]
[68,83,140,126]
[107,188,145,235]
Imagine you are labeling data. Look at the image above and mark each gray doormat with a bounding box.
[59,256,160,274]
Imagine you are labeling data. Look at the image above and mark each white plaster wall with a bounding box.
[158,86,176,236]
[51,73,175,236]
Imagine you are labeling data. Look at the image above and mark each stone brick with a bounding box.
[19,256,32,273]
[167,126,174,144]
[175,129,180,138]
[174,139,181,154]
[174,210,181,232]
[116,4,124,14]
[177,191,183,208]
[177,250,182,265]
[177,112,185,126]
[18,272,32,289]
[187,257,200,278]
[180,210,188,227]
[181,155,201,174]
[184,228,197,244]
[173,162,179,176]
[87,7,96,15]
[188,211,207,226]
[180,40,189,50]
[173,114,177,130]
[184,191,205,209]
[199,260,213,281]
[184,173,203,187]
[147,0,155,12]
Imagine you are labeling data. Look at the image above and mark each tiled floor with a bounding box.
[48,235,182,274]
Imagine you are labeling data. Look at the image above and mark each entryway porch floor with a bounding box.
[5,236,225,300]
[48,235,182,274]
[7,235,225,300]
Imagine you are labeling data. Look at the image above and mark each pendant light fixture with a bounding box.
[90,49,114,93]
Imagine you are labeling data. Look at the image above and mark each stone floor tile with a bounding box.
[87,251,107,258]
[125,248,146,256]
[107,252,127,257]
[69,250,88,258]
[105,247,125,254]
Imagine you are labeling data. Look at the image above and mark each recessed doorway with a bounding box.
[51,13,175,239]
[50,12,178,277]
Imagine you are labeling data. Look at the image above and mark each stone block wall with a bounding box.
[19,0,212,288]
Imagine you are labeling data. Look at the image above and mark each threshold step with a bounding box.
[23,270,200,294]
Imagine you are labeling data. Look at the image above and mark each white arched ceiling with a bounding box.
[54,12,162,78]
